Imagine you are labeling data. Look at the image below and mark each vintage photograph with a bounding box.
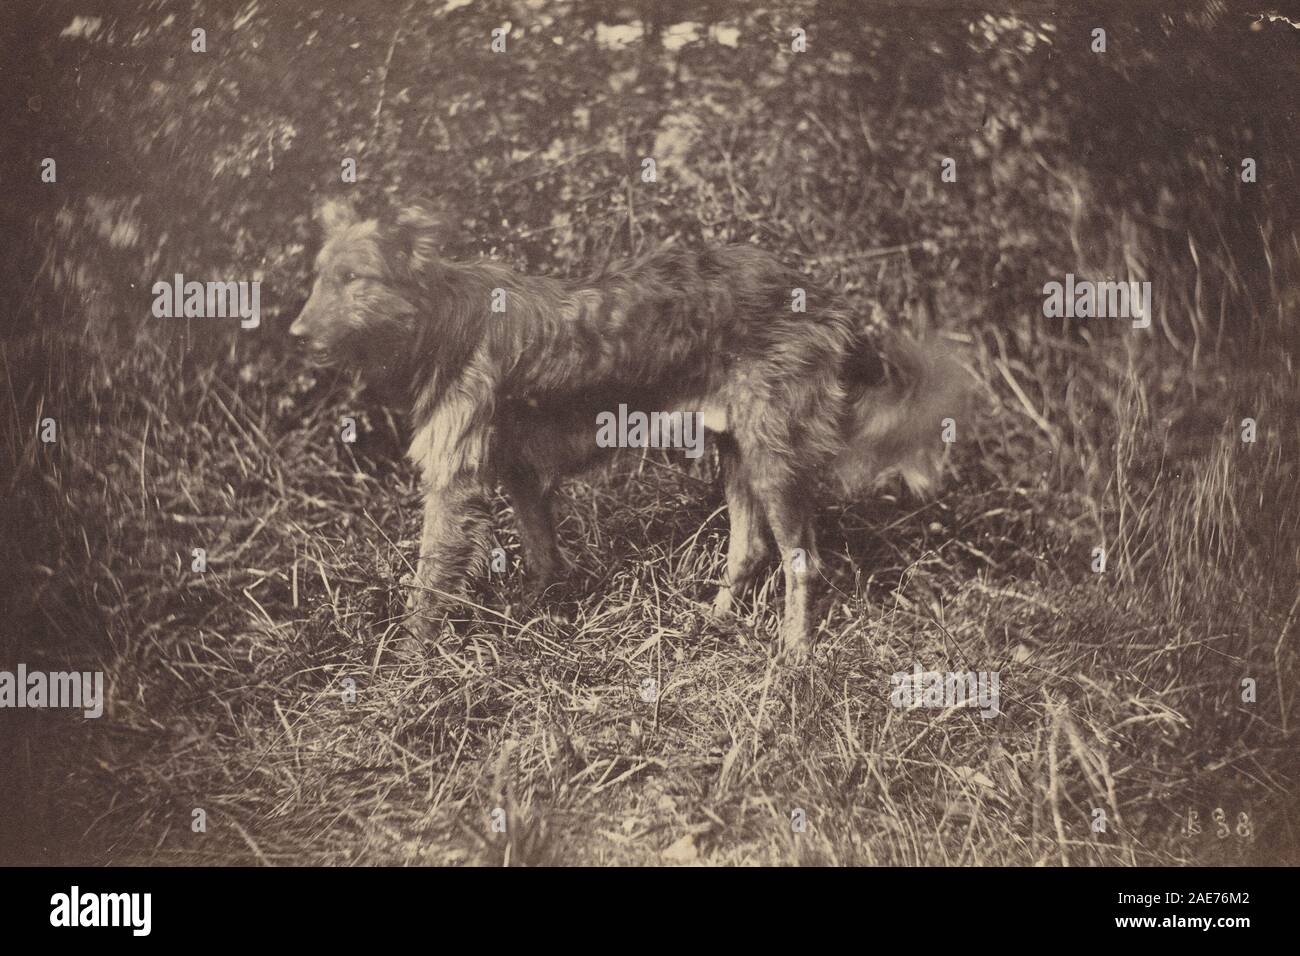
[2,0,1297,874]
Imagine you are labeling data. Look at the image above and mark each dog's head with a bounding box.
[291,198,450,373]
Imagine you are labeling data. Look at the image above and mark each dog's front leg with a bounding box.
[405,475,493,638]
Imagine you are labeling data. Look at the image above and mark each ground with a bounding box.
[10,331,1295,866]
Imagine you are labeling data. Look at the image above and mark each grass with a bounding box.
[3,299,1296,866]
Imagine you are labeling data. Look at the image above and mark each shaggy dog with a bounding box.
[290,199,968,658]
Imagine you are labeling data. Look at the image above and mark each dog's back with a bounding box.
[491,242,963,502]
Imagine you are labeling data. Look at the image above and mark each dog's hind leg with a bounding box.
[500,463,564,595]
[710,436,772,618]
[753,479,819,660]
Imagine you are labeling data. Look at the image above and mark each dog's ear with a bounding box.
[392,199,450,269]
[396,199,448,232]
[316,197,359,235]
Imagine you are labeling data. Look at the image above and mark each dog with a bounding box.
[290,199,968,658]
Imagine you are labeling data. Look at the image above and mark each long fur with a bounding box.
[291,199,970,656]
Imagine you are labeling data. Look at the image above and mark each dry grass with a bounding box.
[4,302,1296,865]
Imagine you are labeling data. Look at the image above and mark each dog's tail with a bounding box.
[832,331,971,499]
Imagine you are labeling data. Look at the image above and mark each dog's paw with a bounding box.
[402,573,451,621]
[776,624,813,665]
[705,587,734,620]
[776,642,812,667]
[401,586,454,646]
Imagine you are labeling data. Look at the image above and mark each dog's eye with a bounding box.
[343,271,360,284]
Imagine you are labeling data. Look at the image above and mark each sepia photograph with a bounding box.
[1,0,1296,925]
